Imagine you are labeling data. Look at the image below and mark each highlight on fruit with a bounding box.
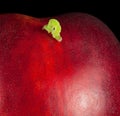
[42,18,62,42]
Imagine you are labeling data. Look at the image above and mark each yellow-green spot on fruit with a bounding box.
[42,19,62,42]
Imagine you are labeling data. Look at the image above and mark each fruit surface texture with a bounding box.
[0,13,120,116]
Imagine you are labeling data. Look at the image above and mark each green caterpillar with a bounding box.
[43,19,62,42]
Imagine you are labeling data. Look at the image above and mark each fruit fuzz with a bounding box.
[0,13,120,116]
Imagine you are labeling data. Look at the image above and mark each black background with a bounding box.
[0,0,119,41]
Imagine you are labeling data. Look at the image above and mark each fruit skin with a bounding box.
[0,12,120,116]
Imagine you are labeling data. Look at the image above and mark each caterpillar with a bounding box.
[43,19,62,42]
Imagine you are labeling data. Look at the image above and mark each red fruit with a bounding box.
[0,13,120,116]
